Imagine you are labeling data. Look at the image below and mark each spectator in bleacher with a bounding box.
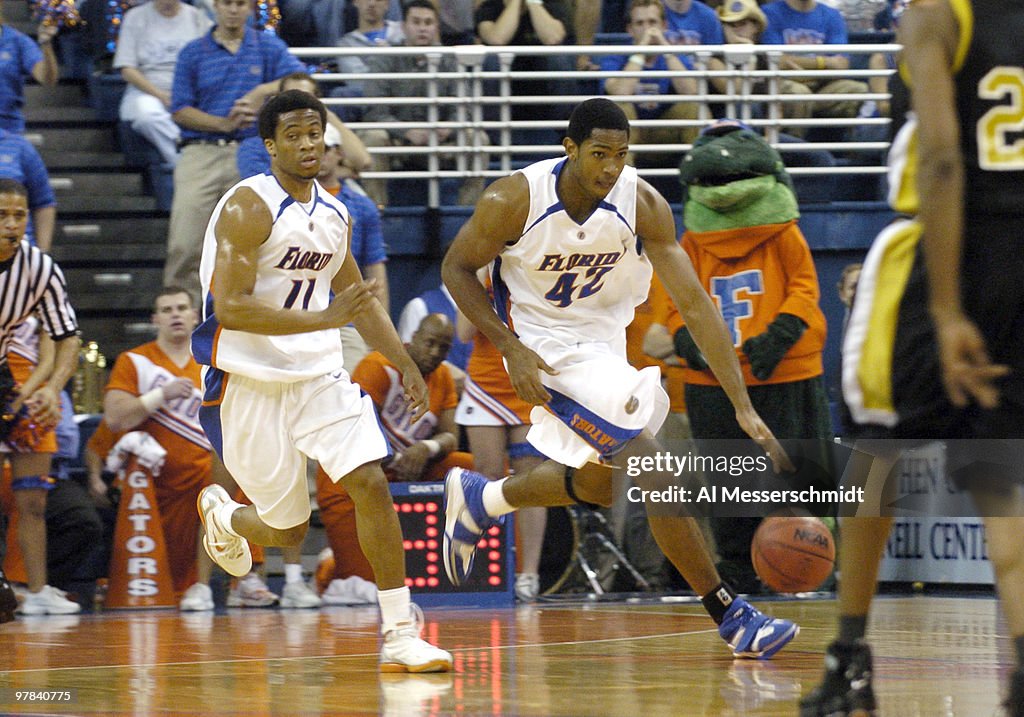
[113,0,212,169]
[318,123,390,373]
[0,129,55,250]
[0,10,58,134]
[163,0,304,301]
[235,72,371,183]
[334,0,404,75]
[359,0,489,208]
[475,0,576,126]
[93,287,320,609]
[97,286,222,610]
[760,0,869,131]
[601,0,700,167]
[661,0,725,46]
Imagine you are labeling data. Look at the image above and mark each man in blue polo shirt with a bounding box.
[163,0,304,301]
[0,129,55,249]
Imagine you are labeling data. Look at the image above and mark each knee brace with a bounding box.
[11,474,56,492]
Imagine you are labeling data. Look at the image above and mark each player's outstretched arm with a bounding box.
[441,175,557,406]
[902,1,1009,409]
[213,187,374,336]
[636,180,792,471]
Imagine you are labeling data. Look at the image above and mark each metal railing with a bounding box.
[292,43,899,207]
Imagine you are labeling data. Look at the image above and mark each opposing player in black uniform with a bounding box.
[801,1,1024,715]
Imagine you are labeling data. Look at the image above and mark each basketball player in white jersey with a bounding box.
[192,90,451,673]
[442,98,799,658]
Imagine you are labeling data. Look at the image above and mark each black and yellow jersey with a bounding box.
[888,0,1024,216]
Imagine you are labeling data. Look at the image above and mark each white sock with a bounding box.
[378,586,411,634]
[482,478,515,517]
[216,501,243,538]
[284,563,303,585]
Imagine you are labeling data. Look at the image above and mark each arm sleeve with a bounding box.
[104,353,141,397]
[36,259,78,340]
[20,141,55,210]
[19,33,42,76]
[112,8,139,70]
[170,43,199,114]
[358,197,387,265]
[774,227,823,325]
[350,353,389,406]
[439,366,458,411]
[267,36,306,79]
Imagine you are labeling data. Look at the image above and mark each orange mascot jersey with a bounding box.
[666,221,826,386]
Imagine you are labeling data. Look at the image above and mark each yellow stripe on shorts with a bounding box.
[842,219,923,427]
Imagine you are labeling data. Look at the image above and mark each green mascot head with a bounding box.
[679,120,799,232]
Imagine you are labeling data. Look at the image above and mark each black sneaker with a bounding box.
[0,571,16,624]
[800,640,877,716]
[1006,667,1024,717]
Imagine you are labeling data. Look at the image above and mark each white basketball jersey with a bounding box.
[192,174,349,383]
[495,157,652,349]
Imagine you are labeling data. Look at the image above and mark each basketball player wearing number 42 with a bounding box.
[442,97,799,659]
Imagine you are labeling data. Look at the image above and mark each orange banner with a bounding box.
[105,455,176,609]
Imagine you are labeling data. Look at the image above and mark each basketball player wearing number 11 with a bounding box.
[190,90,451,673]
[442,98,799,659]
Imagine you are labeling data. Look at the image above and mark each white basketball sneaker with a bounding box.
[380,604,453,673]
[197,484,252,577]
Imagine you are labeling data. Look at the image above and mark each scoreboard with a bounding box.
[391,482,515,607]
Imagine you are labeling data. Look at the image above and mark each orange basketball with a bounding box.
[752,516,835,593]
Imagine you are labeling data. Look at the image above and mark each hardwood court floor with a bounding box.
[0,595,1012,716]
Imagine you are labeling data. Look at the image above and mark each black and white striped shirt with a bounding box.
[0,240,78,362]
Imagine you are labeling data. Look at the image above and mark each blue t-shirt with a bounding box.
[171,27,304,141]
[338,183,387,268]
[599,53,694,120]
[761,1,849,48]
[664,1,724,46]
[0,129,55,243]
[0,26,43,133]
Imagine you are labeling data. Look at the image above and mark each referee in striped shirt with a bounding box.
[0,177,81,616]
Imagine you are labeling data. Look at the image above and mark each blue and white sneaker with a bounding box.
[719,597,799,659]
[443,468,502,585]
